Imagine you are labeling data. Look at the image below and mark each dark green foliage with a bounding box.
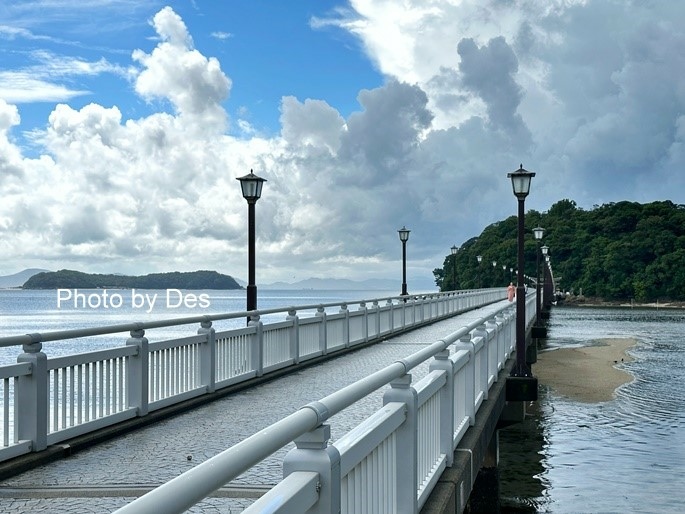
[22,270,242,290]
[433,200,685,301]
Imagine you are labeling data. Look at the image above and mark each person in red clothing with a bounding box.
[507,282,515,301]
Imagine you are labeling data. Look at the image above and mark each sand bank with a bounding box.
[534,338,636,403]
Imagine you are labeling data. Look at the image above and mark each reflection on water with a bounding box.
[499,399,548,513]
[498,307,685,514]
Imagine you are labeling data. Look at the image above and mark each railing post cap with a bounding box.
[294,424,331,450]
[390,373,412,388]
[129,327,145,338]
[434,349,450,360]
[22,341,43,353]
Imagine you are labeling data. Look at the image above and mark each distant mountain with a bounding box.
[0,268,51,288]
[22,270,242,290]
[263,277,437,292]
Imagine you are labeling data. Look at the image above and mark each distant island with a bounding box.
[22,270,243,290]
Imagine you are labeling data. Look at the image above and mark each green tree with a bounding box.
[434,200,685,301]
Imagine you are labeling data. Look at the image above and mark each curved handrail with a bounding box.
[114,298,519,513]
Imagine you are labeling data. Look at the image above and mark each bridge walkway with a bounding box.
[0,299,512,513]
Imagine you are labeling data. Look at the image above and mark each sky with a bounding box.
[1,0,684,288]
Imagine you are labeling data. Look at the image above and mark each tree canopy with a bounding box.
[22,270,243,290]
[434,200,685,302]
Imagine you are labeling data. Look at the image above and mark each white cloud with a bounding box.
[1,2,684,287]
[0,49,128,104]
[0,71,89,104]
[132,6,230,131]
[211,31,232,40]
[280,96,345,153]
[0,100,24,178]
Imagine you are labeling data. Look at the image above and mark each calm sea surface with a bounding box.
[1,291,683,512]
[0,288,399,365]
[499,306,685,514]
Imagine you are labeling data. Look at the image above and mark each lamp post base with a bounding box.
[506,376,538,401]
[246,284,257,313]
[531,326,547,339]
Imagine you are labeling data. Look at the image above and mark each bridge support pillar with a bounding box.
[469,469,500,513]
[526,339,538,365]
[499,401,525,426]
[468,431,501,513]
[466,410,500,514]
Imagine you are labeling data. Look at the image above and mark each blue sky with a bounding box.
[2,1,382,145]
[1,1,684,288]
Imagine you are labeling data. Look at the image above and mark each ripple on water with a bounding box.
[500,307,685,513]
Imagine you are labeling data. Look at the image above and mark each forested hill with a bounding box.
[22,270,243,290]
[434,200,685,302]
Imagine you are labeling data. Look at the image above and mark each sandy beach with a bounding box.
[534,338,636,402]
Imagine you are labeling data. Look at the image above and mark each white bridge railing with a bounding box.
[0,288,506,465]
[114,292,537,513]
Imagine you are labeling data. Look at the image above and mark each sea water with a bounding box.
[0,288,399,365]
[499,306,685,514]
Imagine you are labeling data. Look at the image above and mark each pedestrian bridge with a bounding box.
[0,288,541,512]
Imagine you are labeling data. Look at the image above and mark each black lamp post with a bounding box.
[237,170,266,316]
[541,245,550,313]
[533,226,545,325]
[398,226,410,296]
[451,245,458,291]
[492,261,496,287]
[502,264,506,284]
[477,255,482,288]
[506,164,536,397]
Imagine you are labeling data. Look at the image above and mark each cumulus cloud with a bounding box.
[338,80,433,183]
[0,100,24,179]
[1,2,684,286]
[61,205,110,245]
[457,37,529,141]
[280,96,345,153]
[133,6,230,131]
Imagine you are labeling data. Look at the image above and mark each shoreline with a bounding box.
[559,296,685,309]
[534,338,636,403]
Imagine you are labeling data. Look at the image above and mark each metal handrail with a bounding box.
[114,298,517,513]
[0,289,484,347]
